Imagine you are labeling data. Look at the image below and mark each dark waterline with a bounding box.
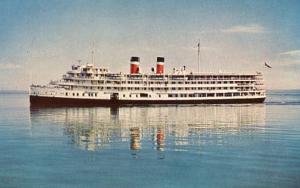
[0,91,300,187]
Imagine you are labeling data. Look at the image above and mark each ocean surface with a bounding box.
[0,91,300,188]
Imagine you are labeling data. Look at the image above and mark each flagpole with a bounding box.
[197,39,200,73]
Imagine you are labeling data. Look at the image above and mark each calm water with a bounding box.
[0,91,300,188]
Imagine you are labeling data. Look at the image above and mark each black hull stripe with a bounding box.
[30,96,266,107]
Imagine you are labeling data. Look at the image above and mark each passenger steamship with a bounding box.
[30,56,266,107]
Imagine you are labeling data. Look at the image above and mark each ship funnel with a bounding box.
[156,57,164,74]
[130,56,140,74]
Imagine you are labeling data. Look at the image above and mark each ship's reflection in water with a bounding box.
[30,105,266,157]
[130,127,141,157]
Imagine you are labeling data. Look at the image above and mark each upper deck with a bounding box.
[63,64,263,81]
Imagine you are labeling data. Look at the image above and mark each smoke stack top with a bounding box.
[130,56,140,62]
[157,57,164,63]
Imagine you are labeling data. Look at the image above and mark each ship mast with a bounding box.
[91,42,95,65]
[197,39,200,73]
[92,49,95,65]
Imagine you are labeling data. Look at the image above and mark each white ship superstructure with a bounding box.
[30,56,266,106]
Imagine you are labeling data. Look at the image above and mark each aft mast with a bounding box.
[197,39,201,73]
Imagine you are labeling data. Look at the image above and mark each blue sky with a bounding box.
[0,0,299,90]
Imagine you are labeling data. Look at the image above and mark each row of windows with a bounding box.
[168,92,261,98]
[67,74,258,81]
[68,85,253,91]
[64,91,262,98]
[65,92,98,97]
[120,92,262,99]
[123,94,154,98]
[65,80,255,85]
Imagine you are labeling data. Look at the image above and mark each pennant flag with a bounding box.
[264,62,272,68]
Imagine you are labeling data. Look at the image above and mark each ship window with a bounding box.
[217,93,223,97]
[140,93,148,98]
[123,94,125,97]
[77,93,79,96]
[66,92,68,96]
[136,95,138,97]
[129,95,131,97]
[73,93,75,96]
[207,93,214,97]
[159,94,161,98]
[95,93,97,97]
